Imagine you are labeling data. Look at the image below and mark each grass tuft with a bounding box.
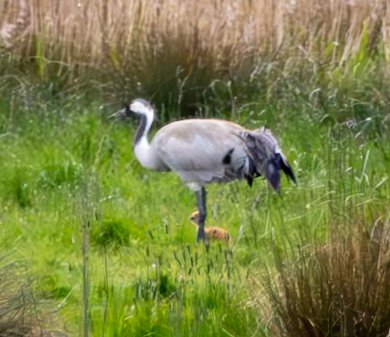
[261,214,390,337]
[0,255,60,337]
[92,220,130,249]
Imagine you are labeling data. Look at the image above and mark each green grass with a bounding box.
[0,72,389,336]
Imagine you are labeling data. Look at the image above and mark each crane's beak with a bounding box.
[108,106,132,120]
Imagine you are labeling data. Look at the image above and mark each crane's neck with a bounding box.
[133,112,156,169]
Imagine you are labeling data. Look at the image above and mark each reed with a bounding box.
[257,210,390,337]
[1,0,388,111]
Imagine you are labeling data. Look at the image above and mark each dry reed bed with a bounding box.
[257,217,390,337]
[0,0,389,80]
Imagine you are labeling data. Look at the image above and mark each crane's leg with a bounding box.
[195,187,207,242]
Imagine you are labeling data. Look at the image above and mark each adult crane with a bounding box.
[112,98,296,242]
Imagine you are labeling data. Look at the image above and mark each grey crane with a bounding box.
[113,98,296,242]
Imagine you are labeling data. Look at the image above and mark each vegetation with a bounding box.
[0,0,389,336]
[1,0,389,114]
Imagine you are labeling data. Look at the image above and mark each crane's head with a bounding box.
[109,98,154,120]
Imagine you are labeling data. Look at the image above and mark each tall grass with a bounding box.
[1,0,389,112]
[253,117,390,336]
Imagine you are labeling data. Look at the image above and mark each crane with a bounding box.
[112,98,296,242]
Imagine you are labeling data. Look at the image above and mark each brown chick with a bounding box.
[190,211,231,244]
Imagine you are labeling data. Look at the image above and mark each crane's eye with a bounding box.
[125,105,132,116]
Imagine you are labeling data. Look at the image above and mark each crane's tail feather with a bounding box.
[266,153,297,191]
[278,153,297,185]
[242,128,296,192]
[266,158,281,191]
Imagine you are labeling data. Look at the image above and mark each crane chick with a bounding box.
[111,98,296,242]
[190,211,231,244]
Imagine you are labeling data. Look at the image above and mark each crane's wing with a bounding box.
[151,119,247,185]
